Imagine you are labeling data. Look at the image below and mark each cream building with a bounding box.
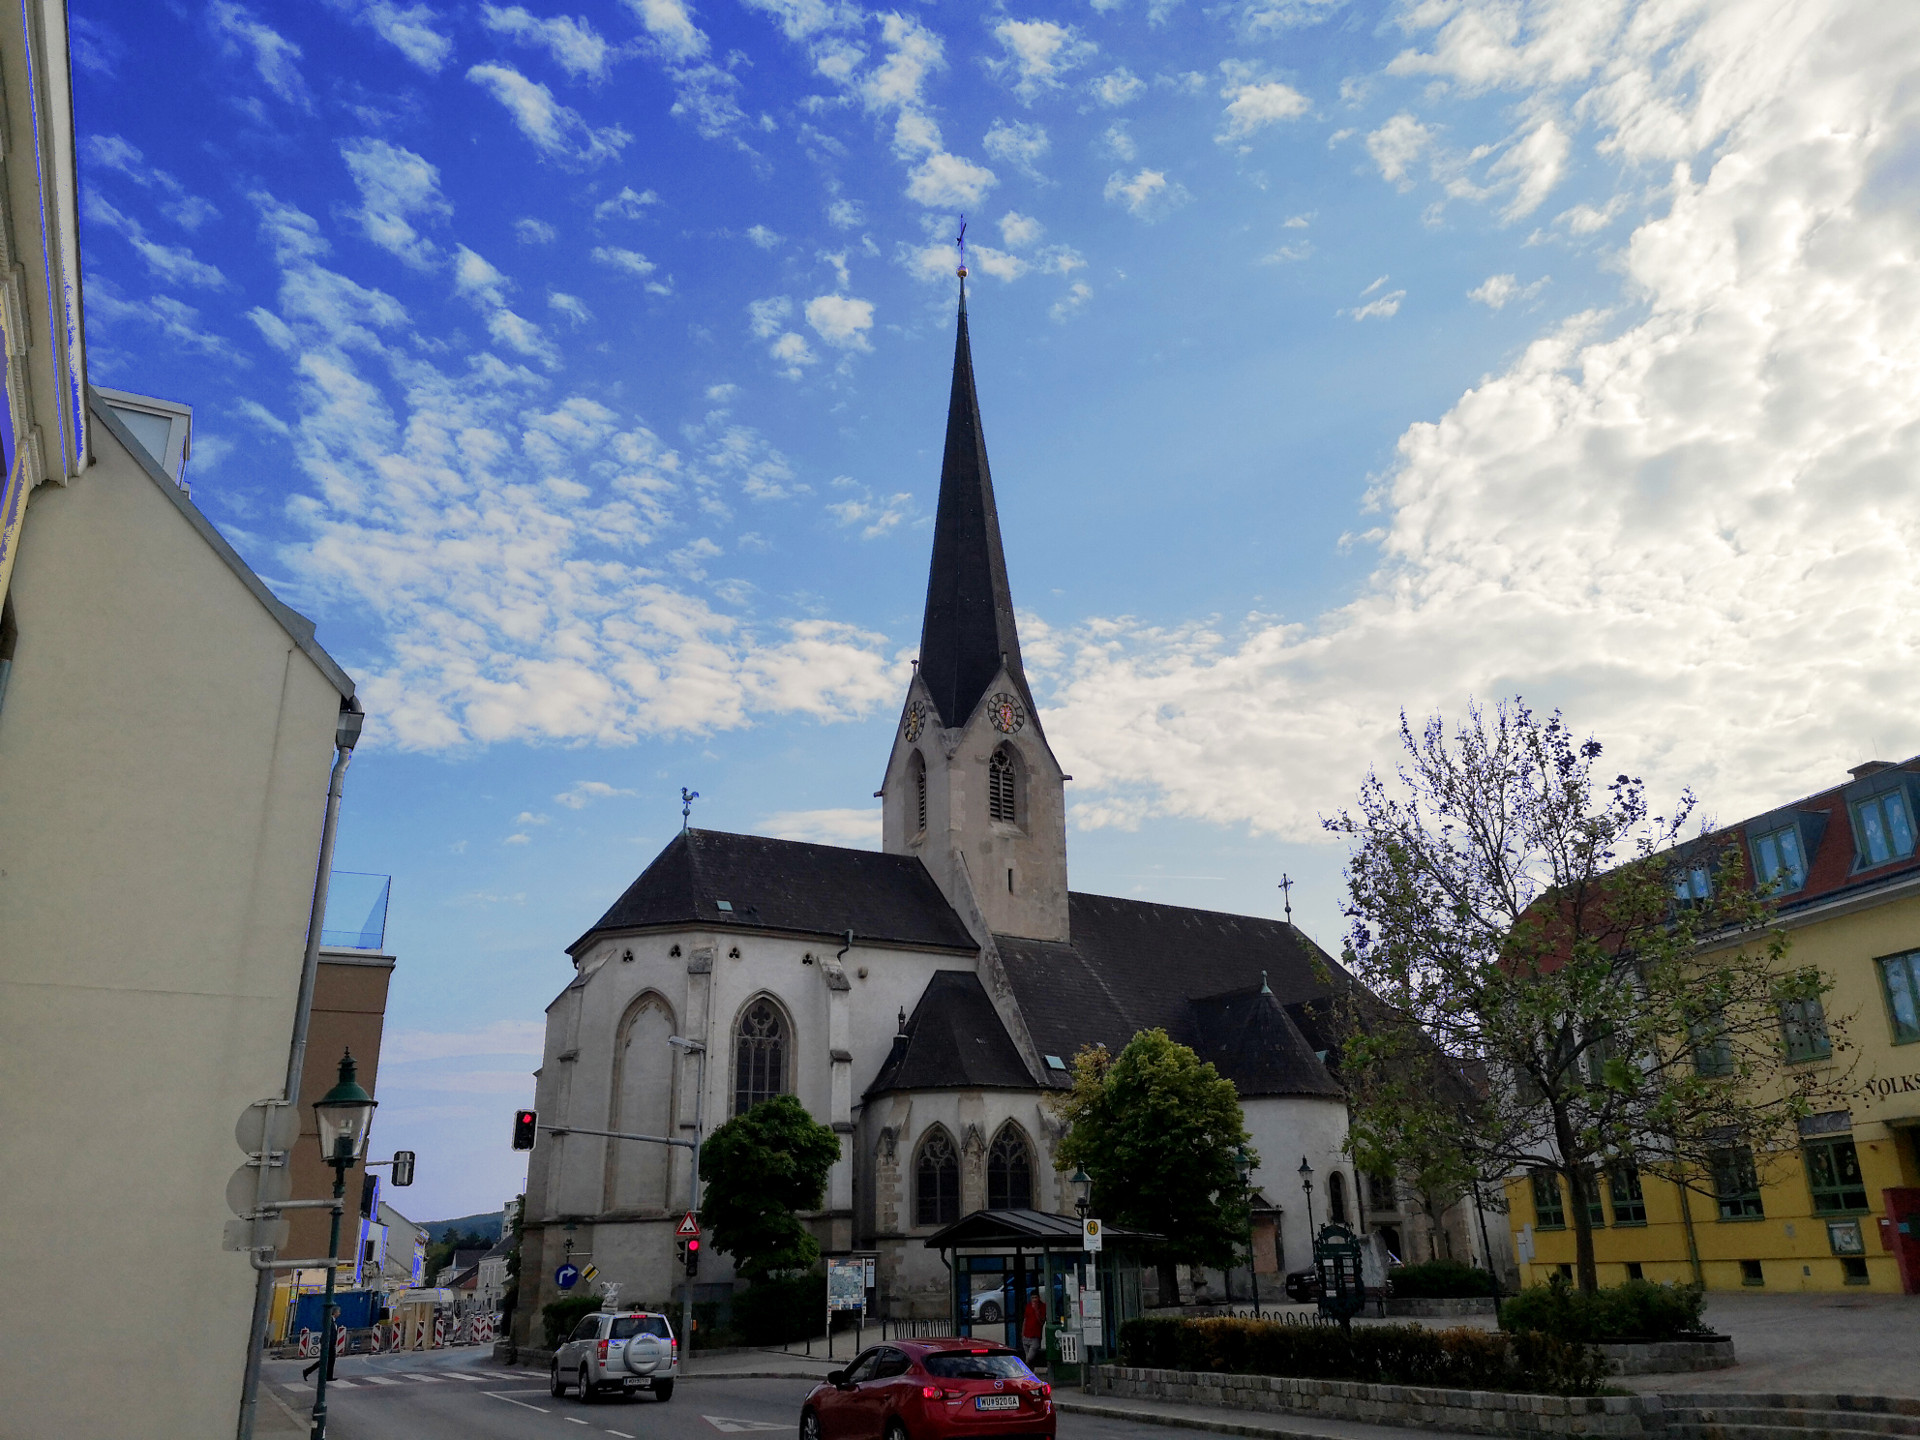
[0,9,363,1436]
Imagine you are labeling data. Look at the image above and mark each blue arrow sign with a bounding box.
[555,1264,580,1290]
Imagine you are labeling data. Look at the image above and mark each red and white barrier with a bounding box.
[432,1315,446,1348]
[297,1328,318,1359]
[334,1326,348,1356]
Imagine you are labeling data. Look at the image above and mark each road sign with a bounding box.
[1082,1218,1103,1252]
[580,1263,599,1283]
[555,1263,580,1290]
[235,1099,300,1155]
[677,1210,701,1237]
[226,1158,291,1218]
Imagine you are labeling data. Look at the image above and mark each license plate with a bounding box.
[975,1395,1019,1411]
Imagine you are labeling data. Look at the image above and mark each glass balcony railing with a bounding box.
[321,871,391,950]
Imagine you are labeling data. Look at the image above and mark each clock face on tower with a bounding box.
[986,692,1026,735]
[902,700,927,742]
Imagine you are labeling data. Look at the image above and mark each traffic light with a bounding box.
[390,1150,415,1187]
[512,1109,538,1150]
[360,1172,379,1220]
[685,1237,700,1278]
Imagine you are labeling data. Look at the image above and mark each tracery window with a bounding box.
[734,998,789,1115]
[986,1124,1032,1210]
[915,1128,960,1227]
[989,747,1017,824]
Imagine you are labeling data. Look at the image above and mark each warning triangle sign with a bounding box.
[677,1211,701,1237]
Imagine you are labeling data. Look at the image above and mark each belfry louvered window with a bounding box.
[989,748,1017,823]
[912,751,927,833]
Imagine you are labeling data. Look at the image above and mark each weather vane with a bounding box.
[955,216,968,279]
[1278,872,1294,924]
[681,787,700,830]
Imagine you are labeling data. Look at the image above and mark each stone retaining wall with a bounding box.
[1599,1339,1735,1377]
[1090,1365,1664,1439]
[1383,1298,1499,1318]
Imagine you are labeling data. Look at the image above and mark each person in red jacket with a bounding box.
[1020,1292,1047,1364]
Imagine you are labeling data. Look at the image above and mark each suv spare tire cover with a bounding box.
[623,1335,665,1374]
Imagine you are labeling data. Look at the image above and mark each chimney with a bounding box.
[1849,760,1895,780]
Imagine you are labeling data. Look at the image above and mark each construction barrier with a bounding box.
[334,1325,348,1356]
[297,1329,318,1359]
[433,1315,446,1348]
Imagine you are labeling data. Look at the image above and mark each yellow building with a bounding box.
[1507,759,1920,1294]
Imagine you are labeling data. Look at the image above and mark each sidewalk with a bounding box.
[1054,1393,1481,1440]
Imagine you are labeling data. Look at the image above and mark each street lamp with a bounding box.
[1235,1147,1260,1316]
[1299,1156,1316,1237]
[309,1050,376,1440]
[1070,1168,1093,1220]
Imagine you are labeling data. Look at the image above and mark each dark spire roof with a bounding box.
[917,283,1037,730]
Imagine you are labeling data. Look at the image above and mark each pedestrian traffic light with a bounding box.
[512,1109,538,1150]
[685,1237,700,1278]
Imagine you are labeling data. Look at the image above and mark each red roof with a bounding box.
[1717,757,1920,910]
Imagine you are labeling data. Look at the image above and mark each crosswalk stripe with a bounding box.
[360,1377,403,1386]
[407,1374,447,1382]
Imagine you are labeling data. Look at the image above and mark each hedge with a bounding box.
[1387,1260,1499,1299]
[733,1273,829,1346]
[1116,1316,1606,1396]
[542,1293,607,1350]
[1498,1278,1708,1344]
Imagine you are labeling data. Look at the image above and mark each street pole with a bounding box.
[681,1043,705,1372]
[311,1154,347,1440]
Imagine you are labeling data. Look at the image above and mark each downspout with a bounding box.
[237,697,364,1440]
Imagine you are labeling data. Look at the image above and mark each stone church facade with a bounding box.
[515,285,1484,1339]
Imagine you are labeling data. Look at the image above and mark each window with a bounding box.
[1853,788,1916,867]
[1740,1259,1765,1286]
[1531,1170,1566,1229]
[570,1316,602,1343]
[1607,1166,1647,1225]
[1710,1146,1764,1219]
[1750,824,1807,893]
[909,751,927,835]
[1569,1167,1605,1227]
[915,1128,960,1228]
[1584,1027,1620,1086]
[1780,994,1831,1062]
[1672,865,1711,908]
[989,747,1018,824]
[734,998,789,1115]
[872,1348,914,1379]
[611,1315,671,1339]
[925,1352,1033,1380]
[1328,1171,1348,1225]
[1625,1262,1644,1281]
[1842,1257,1870,1284]
[843,1350,884,1384]
[1804,1137,1868,1213]
[1879,950,1920,1045]
[986,1124,1032,1211]
[1368,1172,1396,1210]
[1690,1014,1733,1077]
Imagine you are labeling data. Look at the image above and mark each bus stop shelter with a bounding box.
[924,1208,1161,1355]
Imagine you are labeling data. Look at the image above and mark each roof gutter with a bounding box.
[1695,867,1920,956]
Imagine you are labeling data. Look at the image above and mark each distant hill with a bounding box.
[420,1210,503,1245]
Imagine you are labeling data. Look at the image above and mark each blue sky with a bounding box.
[74,0,1920,1217]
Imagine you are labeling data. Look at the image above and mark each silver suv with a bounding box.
[550,1310,678,1403]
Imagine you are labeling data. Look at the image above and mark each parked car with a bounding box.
[1283,1268,1322,1303]
[800,1339,1053,1440]
[970,1279,1016,1324]
[549,1310,677,1403]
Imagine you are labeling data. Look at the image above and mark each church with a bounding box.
[516,282,1475,1336]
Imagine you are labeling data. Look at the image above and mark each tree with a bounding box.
[698,1094,841,1281]
[1326,700,1849,1294]
[1053,1028,1252,1304]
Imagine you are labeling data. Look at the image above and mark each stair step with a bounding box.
[1665,1398,1920,1421]
[1668,1414,1920,1440]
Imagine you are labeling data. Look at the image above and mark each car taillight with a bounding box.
[1039,1383,1052,1398]
[922,1386,941,1400]
[597,1340,608,1361]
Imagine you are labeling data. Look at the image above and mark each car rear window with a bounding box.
[610,1316,671,1340]
[924,1351,1032,1380]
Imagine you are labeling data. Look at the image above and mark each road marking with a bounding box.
[607,1431,635,1437]
[567,1419,589,1426]
[407,1374,447,1382]
[703,1419,790,1433]
[324,1380,357,1389]
[359,1377,403,1386]
[483,1391,549,1414]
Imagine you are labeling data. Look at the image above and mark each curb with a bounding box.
[1055,1397,1392,1440]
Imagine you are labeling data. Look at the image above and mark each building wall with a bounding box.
[1506,891,1920,1292]
[0,418,348,1436]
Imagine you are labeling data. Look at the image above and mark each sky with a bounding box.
[73,0,1920,1219]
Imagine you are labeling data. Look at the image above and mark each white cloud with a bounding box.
[86,196,228,288]
[1343,274,1404,320]
[804,293,874,350]
[827,483,916,538]
[760,806,881,847]
[1100,122,1137,162]
[481,4,612,80]
[1367,112,1431,187]
[326,0,454,72]
[748,297,819,378]
[382,1020,547,1063]
[466,62,633,166]
[1491,119,1569,221]
[549,290,592,325]
[991,19,1096,103]
[1240,0,1347,34]
[87,284,246,363]
[1090,68,1145,107]
[554,780,640,809]
[338,137,449,270]
[907,151,997,208]
[1104,168,1191,220]
[626,0,707,62]
[84,135,219,229]
[208,2,309,109]
[594,186,660,220]
[746,224,783,249]
[592,245,658,277]
[452,244,559,366]
[826,198,865,228]
[999,211,1044,248]
[1467,273,1547,309]
[1035,0,1920,851]
[983,119,1049,180]
[1218,80,1311,144]
[1050,281,1091,321]
[515,217,557,243]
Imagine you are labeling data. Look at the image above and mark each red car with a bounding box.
[800,1338,1055,1440]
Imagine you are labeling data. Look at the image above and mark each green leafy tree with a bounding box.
[698,1094,841,1280]
[1326,700,1851,1294]
[1054,1028,1252,1304]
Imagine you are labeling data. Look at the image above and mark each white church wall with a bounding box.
[1240,1094,1351,1280]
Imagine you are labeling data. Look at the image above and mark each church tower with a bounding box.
[881,279,1070,943]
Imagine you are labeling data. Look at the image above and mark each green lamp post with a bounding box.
[309,1049,376,1440]
[1235,1146,1260,1316]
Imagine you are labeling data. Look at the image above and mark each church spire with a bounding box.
[916,278,1034,730]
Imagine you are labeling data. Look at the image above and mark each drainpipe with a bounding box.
[236,697,364,1440]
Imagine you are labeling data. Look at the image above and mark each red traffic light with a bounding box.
[687,1238,699,1252]
[511,1109,538,1150]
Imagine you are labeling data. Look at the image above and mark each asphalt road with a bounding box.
[261,1350,1194,1440]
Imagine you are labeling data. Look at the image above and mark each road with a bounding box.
[261,1349,1189,1440]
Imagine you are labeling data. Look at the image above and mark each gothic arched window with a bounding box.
[909,750,927,835]
[734,998,789,1115]
[1328,1170,1349,1226]
[986,1123,1032,1210]
[915,1128,960,1227]
[989,747,1018,824]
